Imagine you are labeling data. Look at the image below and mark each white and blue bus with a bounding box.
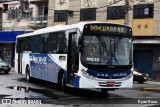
[15,22,133,93]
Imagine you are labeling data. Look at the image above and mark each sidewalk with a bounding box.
[11,67,15,71]
[133,80,160,93]
[143,81,160,92]
[145,80,160,85]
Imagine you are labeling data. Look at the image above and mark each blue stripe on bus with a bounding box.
[29,54,61,83]
[69,76,80,88]
[87,69,131,79]
[74,76,80,88]
[29,54,80,88]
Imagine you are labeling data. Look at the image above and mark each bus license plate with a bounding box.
[106,81,115,86]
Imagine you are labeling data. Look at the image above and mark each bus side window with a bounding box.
[23,37,32,52]
[47,33,58,54]
[46,32,67,54]
[31,35,43,53]
[57,32,67,54]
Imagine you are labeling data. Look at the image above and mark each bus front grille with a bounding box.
[98,82,122,87]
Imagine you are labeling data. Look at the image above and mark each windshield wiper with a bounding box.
[95,35,108,64]
[95,35,108,54]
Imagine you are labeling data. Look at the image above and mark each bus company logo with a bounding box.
[97,73,108,77]
[113,73,128,77]
[30,55,47,65]
[97,73,128,78]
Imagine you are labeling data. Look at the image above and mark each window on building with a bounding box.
[8,8,21,20]
[8,9,12,19]
[54,10,68,22]
[0,9,2,27]
[3,4,8,13]
[39,4,48,16]
[138,25,141,29]
[29,8,33,18]
[107,6,125,20]
[80,8,96,21]
[21,1,29,19]
[133,4,154,19]
[144,24,148,29]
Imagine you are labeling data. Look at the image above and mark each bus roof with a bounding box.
[17,21,131,38]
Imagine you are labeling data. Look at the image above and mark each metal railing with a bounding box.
[29,15,48,24]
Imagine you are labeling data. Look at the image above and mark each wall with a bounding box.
[107,19,125,24]
[133,19,154,36]
[153,0,160,36]
[96,0,107,22]
[68,0,80,24]
[47,0,54,26]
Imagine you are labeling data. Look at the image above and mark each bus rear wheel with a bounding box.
[26,66,31,82]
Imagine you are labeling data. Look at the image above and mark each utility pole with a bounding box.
[125,0,130,25]
[40,4,45,27]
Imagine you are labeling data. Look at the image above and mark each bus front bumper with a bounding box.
[78,76,133,89]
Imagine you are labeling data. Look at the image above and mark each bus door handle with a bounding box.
[59,56,66,61]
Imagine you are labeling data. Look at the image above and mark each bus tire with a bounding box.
[62,73,68,93]
[26,66,32,82]
[58,70,63,89]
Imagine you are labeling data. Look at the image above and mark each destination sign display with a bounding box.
[83,24,132,34]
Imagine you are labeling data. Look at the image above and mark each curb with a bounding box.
[145,81,160,85]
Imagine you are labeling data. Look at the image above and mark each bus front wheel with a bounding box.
[62,73,68,92]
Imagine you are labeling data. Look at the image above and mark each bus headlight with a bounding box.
[81,69,96,80]
[123,73,133,80]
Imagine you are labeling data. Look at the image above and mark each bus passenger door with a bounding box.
[66,28,80,87]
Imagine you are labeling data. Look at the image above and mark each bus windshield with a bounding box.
[81,34,132,65]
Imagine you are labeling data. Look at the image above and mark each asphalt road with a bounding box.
[0,69,160,107]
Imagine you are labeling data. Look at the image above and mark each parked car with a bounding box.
[0,59,11,74]
[133,69,149,84]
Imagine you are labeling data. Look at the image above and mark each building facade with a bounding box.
[0,0,48,66]
[47,0,160,81]
[132,0,160,81]
[0,3,2,30]
[2,0,48,32]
